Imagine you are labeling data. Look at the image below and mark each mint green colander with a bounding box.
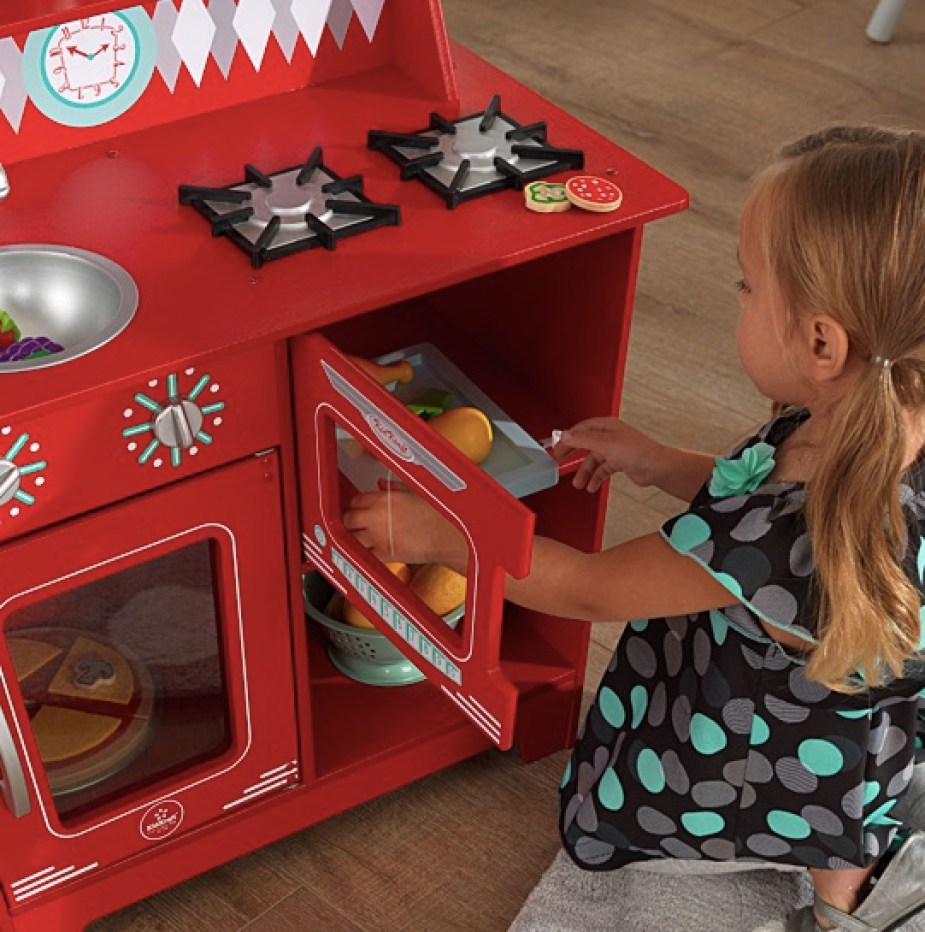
[303,573,463,687]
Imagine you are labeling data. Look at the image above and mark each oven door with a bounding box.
[292,332,536,749]
[0,452,298,908]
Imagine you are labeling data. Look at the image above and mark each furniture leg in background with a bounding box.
[867,0,909,43]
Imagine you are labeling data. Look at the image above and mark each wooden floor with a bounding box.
[91,2,925,929]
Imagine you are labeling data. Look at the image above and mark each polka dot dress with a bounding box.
[559,411,925,872]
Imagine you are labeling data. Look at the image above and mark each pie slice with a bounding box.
[31,706,121,763]
[8,637,62,681]
[47,636,134,705]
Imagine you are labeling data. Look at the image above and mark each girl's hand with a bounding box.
[342,481,467,569]
[555,417,664,492]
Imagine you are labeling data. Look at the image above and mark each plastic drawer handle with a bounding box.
[0,707,30,818]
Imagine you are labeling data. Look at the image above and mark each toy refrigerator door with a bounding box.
[292,332,537,749]
[0,453,298,907]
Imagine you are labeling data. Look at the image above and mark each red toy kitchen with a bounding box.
[0,1,686,928]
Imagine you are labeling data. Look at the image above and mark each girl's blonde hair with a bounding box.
[747,125,925,692]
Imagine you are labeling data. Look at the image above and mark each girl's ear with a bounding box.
[804,314,851,383]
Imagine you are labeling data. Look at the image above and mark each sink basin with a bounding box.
[0,245,138,372]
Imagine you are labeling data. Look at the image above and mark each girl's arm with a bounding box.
[343,487,737,623]
[558,418,715,503]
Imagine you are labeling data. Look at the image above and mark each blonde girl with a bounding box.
[344,125,925,931]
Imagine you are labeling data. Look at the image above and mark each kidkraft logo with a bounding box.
[140,799,184,841]
[365,413,414,462]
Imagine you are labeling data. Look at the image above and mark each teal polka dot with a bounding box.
[668,514,712,552]
[598,767,624,811]
[709,610,729,645]
[798,739,844,777]
[918,538,925,584]
[629,619,650,632]
[637,748,666,793]
[681,811,725,837]
[864,799,900,827]
[690,713,727,754]
[749,715,770,746]
[864,781,881,806]
[630,685,648,728]
[836,708,871,720]
[560,758,571,788]
[599,686,626,728]
[767,810,811,839]
[714,572,743,598]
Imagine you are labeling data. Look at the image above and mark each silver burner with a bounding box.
[395,113,557,193]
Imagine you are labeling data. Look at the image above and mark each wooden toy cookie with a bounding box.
[565,175,624,212]
[524,181,572,213]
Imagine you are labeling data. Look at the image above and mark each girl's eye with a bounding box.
[735,279,751,295]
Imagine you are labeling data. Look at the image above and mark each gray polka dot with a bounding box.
[701,839,736,860]
[691,539,716,564]
[864,832,881,859]
[730,507,773,542]
[788,669,830,703]
[722,758,747,787]
[751,585,799,625]
[637,806,677,836]
[741,782,758,808]
[666,615,689,640]
[887,760,915,796]
[876,726,908,766]
[741,644,768,670]
[578,760,601,796]
[625,636,658,679]
[775,757,819,794]
[647,681,667,728]
[660,837,702,858]
[692,780,737,807]
[693,627,711,676]
[576,797,599,833]
[789,533,813,576]
[868,717,890,756]
[723,698,755,735]
[662,749,691,795]
[712,495,750,513]
[791,846,830,868]
[763,646,792,671]
[744,751,774,784]
[801,805,843,835]
[725,603,765,638]
[828,857,861,870]
[842,784,864,820]
[562,793,583,830]
[664,630,683,677]
[746,833,792,857]
[573,835,615,866]
[765,695,810,723]
[672,695,691,743]
[722,546,772,594]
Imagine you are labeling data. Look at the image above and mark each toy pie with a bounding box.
[565,175,624,212]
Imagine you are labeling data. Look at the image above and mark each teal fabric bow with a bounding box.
[708,441,776,497]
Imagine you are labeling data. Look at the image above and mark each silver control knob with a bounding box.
[153,400,204,450]
[0,460,19,506]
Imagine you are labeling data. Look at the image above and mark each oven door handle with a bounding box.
[0,706,30,818]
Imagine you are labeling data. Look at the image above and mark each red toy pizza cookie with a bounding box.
[524,181,572,213]
[565,175,624,212]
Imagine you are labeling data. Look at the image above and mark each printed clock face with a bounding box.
[23,8,157,127]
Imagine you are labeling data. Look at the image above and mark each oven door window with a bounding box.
[4,539,229,823]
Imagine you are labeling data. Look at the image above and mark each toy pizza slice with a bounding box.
[565,175,624,212]
[31,706,121,763]
[47,635,134,705]
[524,181,572,213]
[8,637,62,680]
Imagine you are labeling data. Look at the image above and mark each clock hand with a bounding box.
[66,45,91,59]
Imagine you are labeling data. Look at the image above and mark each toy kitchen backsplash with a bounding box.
[0,1,689,928]
[0,0,438,161]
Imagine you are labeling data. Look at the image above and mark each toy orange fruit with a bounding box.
[342,561,412,629]
[565,175,624,213]
[428,407,493,464]
[410,563,467,616]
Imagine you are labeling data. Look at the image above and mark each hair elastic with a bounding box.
[871,355,894,369]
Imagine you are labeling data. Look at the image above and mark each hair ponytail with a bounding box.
[805,362,920,690]
[749,125,925,691]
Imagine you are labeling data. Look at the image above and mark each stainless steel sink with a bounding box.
[0,245,138,372]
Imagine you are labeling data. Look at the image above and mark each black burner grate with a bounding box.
[179,149,400,268]
[368,95,584,208]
